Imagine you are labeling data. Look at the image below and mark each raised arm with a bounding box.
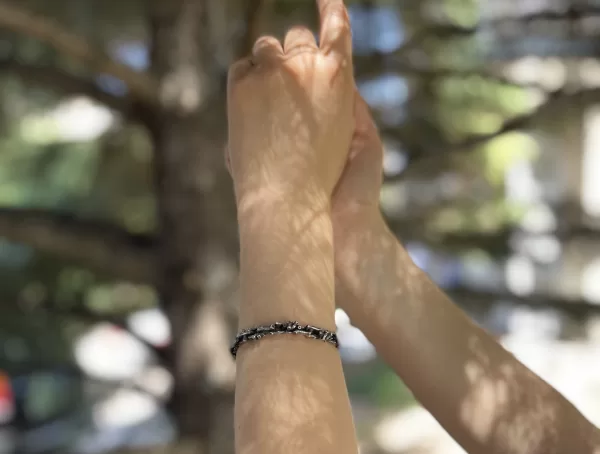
[332,97,600,454]
[227,2,359,453]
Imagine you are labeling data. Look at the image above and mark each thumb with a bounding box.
[350,93,381,159]
[332,93,383,205]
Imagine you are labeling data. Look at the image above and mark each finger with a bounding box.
[350,93,380,158]
[252,36,284,65]
[354,94,377,136]
[228,58,254,85]
[317,0,352,59]
[284,26,318,55]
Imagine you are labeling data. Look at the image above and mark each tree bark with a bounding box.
[149,1,239,452]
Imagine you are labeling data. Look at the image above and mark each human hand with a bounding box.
[331,94,386,313]
[332,94,383,218]
[227,0,355,214]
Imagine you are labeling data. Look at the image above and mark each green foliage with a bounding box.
[0,3,596,447]
[346,359,416,410]
[429,198,525,234]
[482,132,540,185]
[0,308,74,373]
[85,282,158,315]
[443,0,479,28]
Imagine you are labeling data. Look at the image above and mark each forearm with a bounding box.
[335,211,600,454]
[235,196,358,454]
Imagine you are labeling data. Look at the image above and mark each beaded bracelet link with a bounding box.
[230,320,339,358]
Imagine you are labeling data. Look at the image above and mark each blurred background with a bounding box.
[0,0,599,452]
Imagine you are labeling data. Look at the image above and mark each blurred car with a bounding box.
[0,372,15,426]
[0,372,16,454]
[0,366,84,454]
[0,308,175,454]
[72,314,176,453]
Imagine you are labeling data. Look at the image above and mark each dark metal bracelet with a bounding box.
[230,320,339,358]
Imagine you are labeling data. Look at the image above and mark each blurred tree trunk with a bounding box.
[149,1,238,452]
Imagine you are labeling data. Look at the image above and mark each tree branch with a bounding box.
[354,5,600,81]
[0,1,160,106]
[0,58,144,120]
[388,204,600,256]
[451,87,600,146]
[383,87,600,183]
[481,6,600,27]
[0,208,156,283]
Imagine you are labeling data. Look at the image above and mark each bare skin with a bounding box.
[332,95,600,454]
[228,0,600,451]
[227,1,359,453]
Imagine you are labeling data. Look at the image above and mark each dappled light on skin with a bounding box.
[238,197,335,328]
[234,159,357,454]
[334,213,425,332]
[229,56,349,208]
[230,34,353,327]
[8,0,600,453]
[235,338,345,454]
[461,363,510,441]
[459,342,559,453]
[334,211,600,454]
[228,5,360,452]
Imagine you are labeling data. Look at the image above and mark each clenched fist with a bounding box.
[227,0,355,213]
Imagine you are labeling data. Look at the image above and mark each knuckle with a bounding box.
[325,5,352,36]
[253,35,280,50]
[228,58,253,84]
[252,36,283,64]
[228,59,243,73]
[287,25,311,36]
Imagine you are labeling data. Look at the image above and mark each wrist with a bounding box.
[235,172,329,215]
[237,192,336,331]
[332,206,385,259]
[333,209,402,313]
[238,189,330,244]
[237,182,329,223]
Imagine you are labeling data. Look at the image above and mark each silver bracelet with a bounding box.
[230,320,339,358]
